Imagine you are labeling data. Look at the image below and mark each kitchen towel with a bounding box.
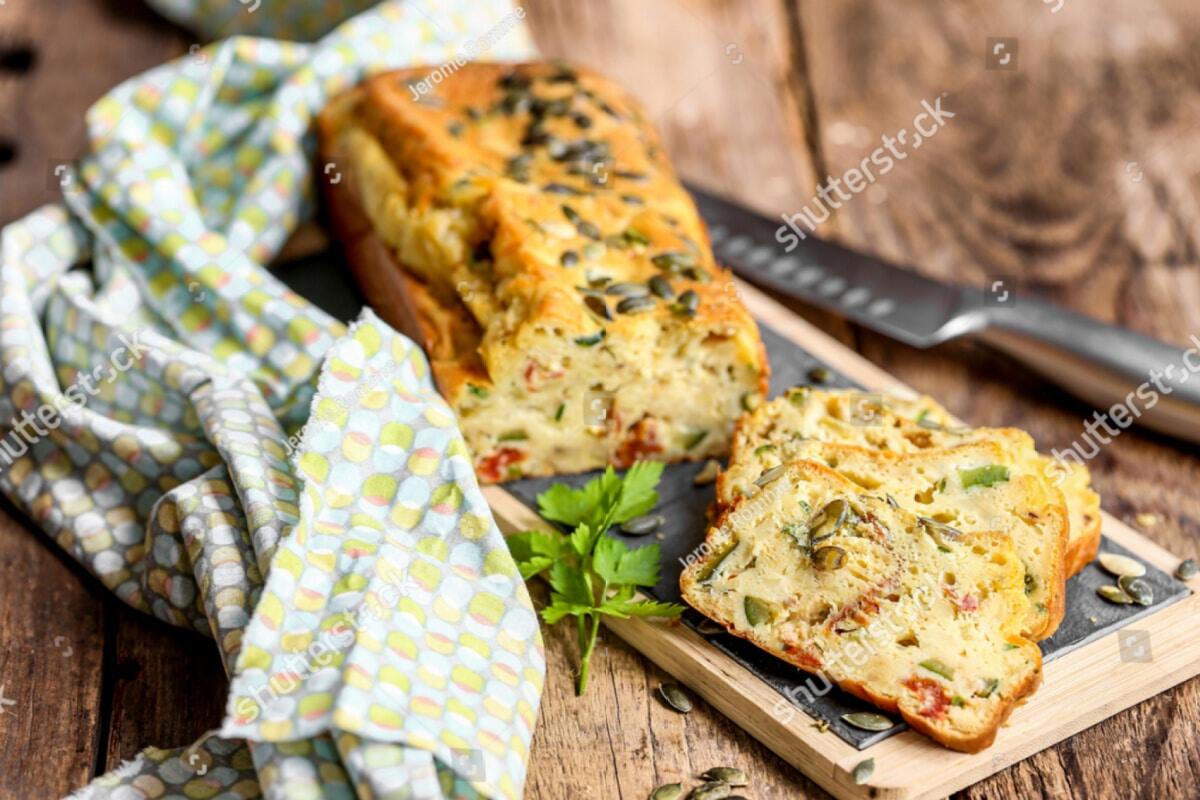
[0,1,543,798]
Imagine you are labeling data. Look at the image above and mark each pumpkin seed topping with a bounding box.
[607,281,649,298]
[1097,585,1133,605]
[584,294,612,321]
[618,295,656,315]
[1176,558,1198,580]
[1118,574,1153,606]
[657,683,693,714]
[699,767,747,787]
[812,545,846,571]
[650,784,683,800]
[671,289,700,317]
[841,711,894,731]
[574,330,606,347]
[649,275,675,299]
[1098,552,1146,578]
[852,758,875,785]
[621,514,663,536]
[810,499,850,542]
[807,366,831,383]
[687,782,731,800]
[754,465,785,487]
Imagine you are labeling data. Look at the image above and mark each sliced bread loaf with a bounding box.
[719,388,1100,577]
[681,460,1043,753]
[750,440,1068,639]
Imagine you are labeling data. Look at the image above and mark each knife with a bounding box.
[688,183,1200,445]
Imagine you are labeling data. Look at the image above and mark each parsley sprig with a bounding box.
[506,461,684,694]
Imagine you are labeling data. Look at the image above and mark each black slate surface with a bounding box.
[504,323,1192,750]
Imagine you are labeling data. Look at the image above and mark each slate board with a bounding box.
[505,323,1191,750]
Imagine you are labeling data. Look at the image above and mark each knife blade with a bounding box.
[687,183,1200,444]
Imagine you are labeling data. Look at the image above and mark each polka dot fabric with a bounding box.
[0,2,543,798]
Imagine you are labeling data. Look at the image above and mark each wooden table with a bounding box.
[2,1,1198,798]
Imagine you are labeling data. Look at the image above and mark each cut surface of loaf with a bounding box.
[720,388,1100,576]
[317,63,768,482]
[680,460,1043,753]
[755,440,1068,639]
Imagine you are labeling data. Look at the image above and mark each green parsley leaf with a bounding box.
[509,460,671,694]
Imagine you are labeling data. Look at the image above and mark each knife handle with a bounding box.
[979,296,1200,444]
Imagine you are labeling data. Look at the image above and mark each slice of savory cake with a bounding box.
[317,63,768,482]
[760,440,1068,639]
[718,388,1100,576]
[681,461,1043,753]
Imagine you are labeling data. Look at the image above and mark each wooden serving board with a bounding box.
[480,280,1200,800]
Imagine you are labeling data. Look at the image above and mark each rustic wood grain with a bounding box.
[0,499,106,799]
[2,0,1199,798]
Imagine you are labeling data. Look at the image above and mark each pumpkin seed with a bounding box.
[622,514,663,536]
[697,541,739,583]
[743,595,776,627]
[652,250,697,272]
[975,677,999,698]
[699,767,747,787]
[1097,585,1133,605]
[919,516,963,548]
[1099,553,1146,578]
[650,783,682,800]
[543,181,582,196]
[684,429,708,450]
[740,392,761,412]
[687,782,731,800]
[852,758,875,785]
[560,250,579,267]
[919,658,955,680]
[617,296,656,315]
[606,282,649,298]
[584,294,612,321]
[624,226,651,246]
[1118,575,1153,606]
[1176,558,1198,580]
[694,618,726,635]
[658,683,693,714]
[812,545,846,571]
[809,499,850,542]
[754,465,785,487]
[841,712,894,731]
[574,330,606,347]
[807,366,831,384]
[693,459,721,486]
[649,275,675,299]
[682,267,710,283]
[884,494,900,509]
[670,290,700,317]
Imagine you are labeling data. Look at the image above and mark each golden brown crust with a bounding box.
[318,62,768,482]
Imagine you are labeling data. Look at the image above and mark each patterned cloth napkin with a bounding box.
[0,2,544,798]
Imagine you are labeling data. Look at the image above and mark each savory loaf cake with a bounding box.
[680,461,1043,753]
[718,388,1100,576]
[761,440,1069,639]
[317,62,768,482]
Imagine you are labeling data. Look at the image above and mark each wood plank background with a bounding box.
[0,1,1197,798]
